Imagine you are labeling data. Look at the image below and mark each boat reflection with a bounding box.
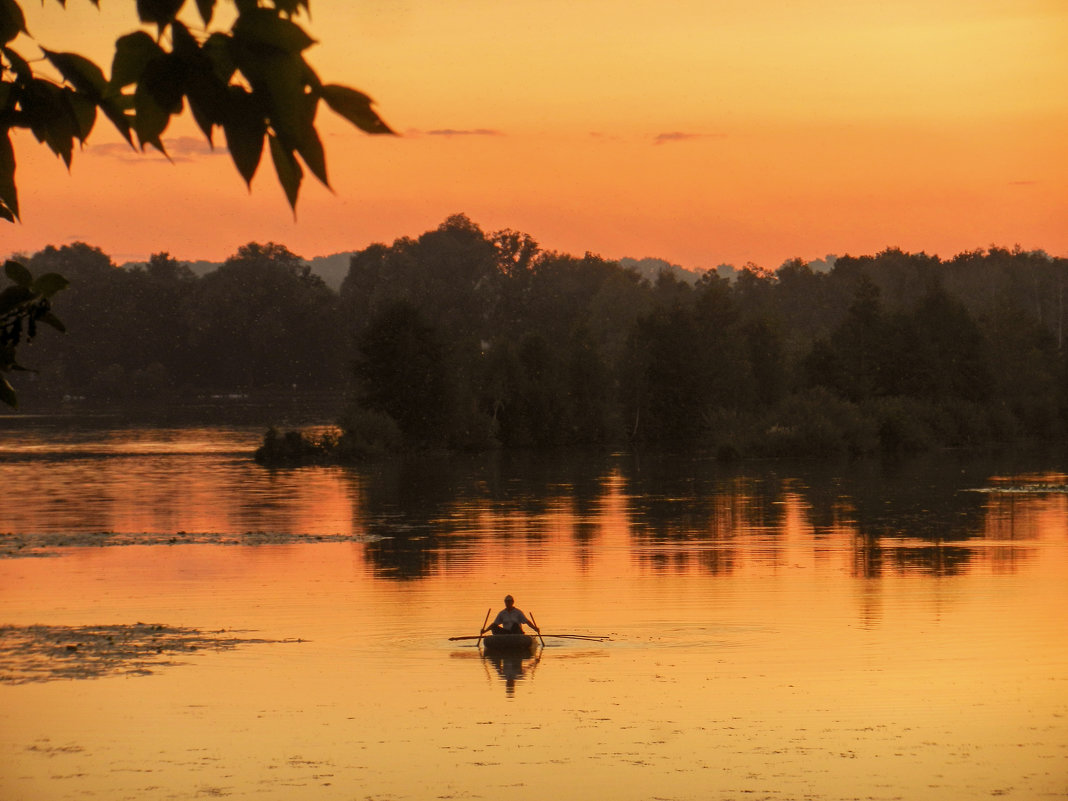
[482,648,542,696]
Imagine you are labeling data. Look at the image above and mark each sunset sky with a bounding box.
[3,0,1066,270]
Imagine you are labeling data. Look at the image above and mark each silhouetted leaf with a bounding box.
[295,118,328,188]
[1,44,32,82]
[320,84,394,134]
[140,53,186,114]
[269,133,302,211]
[136,0,184,33]
[32,272,69,298]
[185,70,228,142]
[0,285,34,312]
[42,49,108,100]
[133,81,170,153]
[98,95,134,145]
[66,89,96,142]
[203,32,236,83]
[3,259,31,288]
[0,0,28,45]
[0,374,16,408]
[195,0,214,26]
[272,0,307,17]
[232,8,315,53]
[252,51,312,145]
[174,27,229,141]
[222,86,265,186]
[170,19,201,58]
[38,311,66,333]
[24,82,77,167]
[111,31,163,88]
[0,130,17,221]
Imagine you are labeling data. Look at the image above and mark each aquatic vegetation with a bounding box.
[0,623,300,684]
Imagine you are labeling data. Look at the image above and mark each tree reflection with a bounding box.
[342,449,1058,580]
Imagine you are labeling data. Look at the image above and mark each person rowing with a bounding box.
[482,595,540,637]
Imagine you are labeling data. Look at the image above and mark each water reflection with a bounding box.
[483,650,542,697]
[351,451,1066,580]
[1,422,1066,581]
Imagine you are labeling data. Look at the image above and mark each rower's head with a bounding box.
[504,595,514,607]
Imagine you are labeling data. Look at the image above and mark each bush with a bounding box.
[753,388,879,457]
[863,396,941,453]
[254,426,345,464]
[336,406,404,458]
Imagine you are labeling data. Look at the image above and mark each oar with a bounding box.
[543,634,609,641]
[476,607,491,649]
[450,633,608,642]
[529,613,545,647]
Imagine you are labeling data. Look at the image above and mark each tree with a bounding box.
[0,0,393,221]
[353,300,454,448]
[0,0,393,405]
[187,241,342,389]
[0,259,67,405]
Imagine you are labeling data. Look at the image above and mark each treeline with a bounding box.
[16,241,345,402]
[12,214,1068,457]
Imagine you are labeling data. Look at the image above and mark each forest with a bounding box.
[9,214,1068,459]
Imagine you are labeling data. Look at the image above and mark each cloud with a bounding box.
[422,128,504,138]
[166,136,225,157]
[1008,180,1038,186]
[90,136,226,163]
[653,131,725,145]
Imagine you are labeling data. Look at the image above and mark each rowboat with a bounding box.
[480,633,537,653]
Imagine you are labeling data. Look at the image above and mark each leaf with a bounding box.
[0,284,34,312]
[1,44,32,82]
[132,53,186,152]
[39,311,66,333]
[203,33,236,84]
[66,89,97,142]
[221,86,265,186]
[4,259,32,287]
[32,272,69,298]
[186,78,226,143]
[232,8,316,53]
[272,0,305,17]
[133,81,171,154]
[0,0,28,45]
[320,84,394,135]
[140,53,186,114]
[0,128,17,222]
[0,374,16,409]
[268,132,302,211]
[172,24,227,141]
[98,94,134,146]
[294,116,328,188]
[42,49,108,100]
[195,0,214,26]
[22,82,76,167]
[252,51,310,143]
[136,0,184,33]
[110,31,164,89]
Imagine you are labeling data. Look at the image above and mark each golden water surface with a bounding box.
[1,424,1066,800]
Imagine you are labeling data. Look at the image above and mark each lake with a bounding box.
[1,416,1066,800]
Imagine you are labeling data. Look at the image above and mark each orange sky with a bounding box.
[3,0,1066,269]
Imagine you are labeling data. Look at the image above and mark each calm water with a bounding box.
[1,419,1066,800]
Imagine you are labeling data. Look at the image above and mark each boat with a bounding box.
[480,633,537,653]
